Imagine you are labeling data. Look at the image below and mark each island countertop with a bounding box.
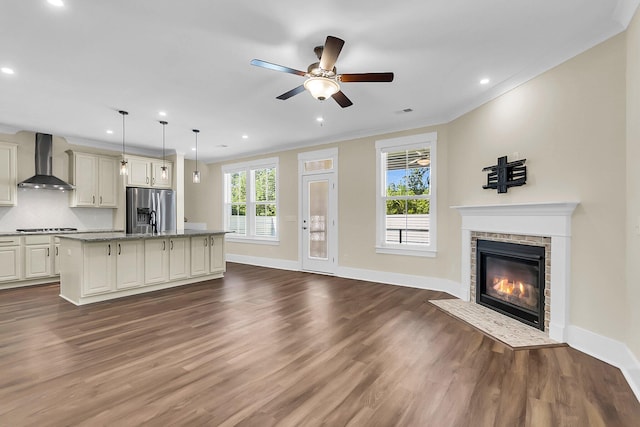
[58,229,229,242]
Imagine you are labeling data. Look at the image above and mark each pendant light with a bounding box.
[192,129,200,184]
[119,110,129,175]
[159,120,168,179]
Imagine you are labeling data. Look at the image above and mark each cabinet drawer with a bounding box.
[0,236,20,246]
[23,235,52,245]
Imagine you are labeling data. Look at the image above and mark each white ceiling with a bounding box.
[0,1,637,162]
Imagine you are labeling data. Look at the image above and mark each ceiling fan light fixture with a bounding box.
[304,77,339,101]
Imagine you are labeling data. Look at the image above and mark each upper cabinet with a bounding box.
[125,155,172,189]
[68,151,118,208]
[0,142,18,206]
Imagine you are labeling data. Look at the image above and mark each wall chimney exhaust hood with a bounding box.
[17,133,75,190]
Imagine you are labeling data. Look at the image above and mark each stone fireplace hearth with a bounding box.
[452,202,578,343]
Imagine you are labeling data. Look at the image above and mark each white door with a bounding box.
[301,173,336,274]
[116,240,144,289]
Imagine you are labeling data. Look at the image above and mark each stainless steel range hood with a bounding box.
[17,133,74,190]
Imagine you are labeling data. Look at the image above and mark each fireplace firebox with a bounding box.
[476,239,545,330]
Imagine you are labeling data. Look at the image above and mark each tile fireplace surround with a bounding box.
[452,202,579,343]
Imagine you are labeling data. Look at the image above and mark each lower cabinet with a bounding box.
[115,240,144,290]
[83,241,114,296]
[60,233,226,304]
[144,238,169,285]
[23,235,53,279]
[169,237,189,280]
[191,236,210,276]
[0,237,20,282]
[209,235,225,273]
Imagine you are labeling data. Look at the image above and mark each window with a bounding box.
[223,158,278,242]
[375,132,437,256]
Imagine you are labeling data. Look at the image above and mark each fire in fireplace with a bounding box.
[476,239,545,330]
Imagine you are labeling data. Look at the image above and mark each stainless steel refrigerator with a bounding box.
[126,187,176,234]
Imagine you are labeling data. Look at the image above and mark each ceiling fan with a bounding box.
[250,36,394,108]
[409,151,431,166]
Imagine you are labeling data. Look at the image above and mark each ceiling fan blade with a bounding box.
[339,72,394,83]
[331,91,353,108]
[250,59,306,76]
[276,85,306,100]
[319,36,345,71]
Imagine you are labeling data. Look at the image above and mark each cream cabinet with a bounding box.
[54,238,61,276]
[209,235,225,273]
[0,236,20,282]
[190,236,210,276]
[82,241,114,295]
[169,237,189,280]
[68,152,118,208]
[144,238,169,285]
[151,162,172,188]
[23,235,52,279]
[126,155,172,188]
[127,157,152,187]
[0,142,17,206]
[115,240,144,290]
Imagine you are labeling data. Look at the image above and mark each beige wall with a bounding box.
[185,30,635,357]
[449,34,628,341]
[626,9,640,359]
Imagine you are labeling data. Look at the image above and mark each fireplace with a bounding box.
[476,239,545,330]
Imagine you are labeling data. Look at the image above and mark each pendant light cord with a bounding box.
[119,110,128,156]
[160,120,168,167]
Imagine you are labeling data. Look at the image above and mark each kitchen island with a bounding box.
[59,230,227,305]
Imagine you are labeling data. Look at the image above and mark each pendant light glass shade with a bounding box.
[192,129,200,184]
[119,110,129,175]
[160,120,168,180]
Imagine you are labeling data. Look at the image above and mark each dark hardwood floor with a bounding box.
[0,263,638,426]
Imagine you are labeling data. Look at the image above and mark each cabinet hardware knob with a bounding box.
[108,244,111,256]
[93,195,95,204]
[162,241,166,251]
[47,247,50,257]
[204,238,207,247]
[55,247,58,256]
[100,196,103,204]
[118,244,121,255]
[146,177,149,184]
[171,240,174,250]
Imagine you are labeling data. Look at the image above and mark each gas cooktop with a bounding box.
[16,228,78,233]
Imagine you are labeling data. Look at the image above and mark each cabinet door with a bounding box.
[145,239,169,285]
[54,244,60,275]
[127,158,151,187]
[74,153,97,207]
[0,143,17,206]
[151,162,172,188]
[24,245,51,278]
[0,246,20,282]
[98,157,117,207]
[83,242,114,295]
[190,236,209,276]
[116,240,144,289]
[169,238,189,280]
[209,235,225,273]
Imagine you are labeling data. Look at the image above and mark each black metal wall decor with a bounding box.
[482,156,527,194]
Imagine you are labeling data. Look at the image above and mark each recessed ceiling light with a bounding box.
[480,78,490,85]
[217,144,228,148]
[316,117,324,122]
[191,147,196,151]
[1,67,15,75]
[106,130,113,134]
[47,0,64,7]
[159,111,167,117]
[242,134,248,139]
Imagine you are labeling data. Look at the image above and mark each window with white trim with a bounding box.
[223,157,278,241]
[375,132,437,256]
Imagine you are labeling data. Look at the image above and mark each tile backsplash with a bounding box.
[0,188,114,231]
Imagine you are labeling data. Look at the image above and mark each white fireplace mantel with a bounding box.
[452,201,579,342]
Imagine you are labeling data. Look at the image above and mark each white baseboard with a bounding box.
[567,325,640,401]
[225,254,639,402]
[225,254,300,271]
[336,266,463,299]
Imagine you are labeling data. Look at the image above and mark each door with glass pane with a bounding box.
[302,173,335,273]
